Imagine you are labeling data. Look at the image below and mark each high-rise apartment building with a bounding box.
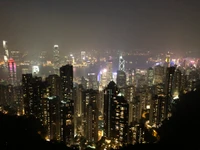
[85,89,99,143]
[60,64,74,145]
[53,45,60,76]
[104,81,129,144]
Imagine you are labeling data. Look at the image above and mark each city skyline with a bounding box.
[1,1,200,149]
[0,0,200,54]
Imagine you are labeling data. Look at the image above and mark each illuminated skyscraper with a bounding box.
[116,70,126,88]
[99,61,113,90]
[104,81,129,144]
[3,40,9,65]
[74,84,84,136]
[22,75,45,119]
[43,96,61,141]
[147,67,154,87]
[53,45,60,75]
[88,73,98,90]
[8,58,17,85]
[153,65,165,85]
[60,64,74,145]
[85,89,99,143]
[106,60,113,82]
[164,66,176,118]
[119,54,125,72]
[165,51,171,68]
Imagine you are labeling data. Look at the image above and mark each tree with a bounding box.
[0,113,72,150]
[158,86,200,147]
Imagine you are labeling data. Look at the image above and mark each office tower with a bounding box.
[99,68,108,90]
[153,65,165,85]
[10,50,21,66]
[3,40,9,65]
[165,51,170,68]
[60,64,74,145]
[119,54,125,72]
[88,73,98,90]
[147,67,154,87]
[116,70,126,88]
[104,81,129,144]
[85,89,99,143]
[8,58,17,86]
[53,45,60,75]
[106,60,113,82]
[99,59,113,91]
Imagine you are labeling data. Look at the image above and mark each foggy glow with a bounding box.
[103,68,107,73]
[32,66,39,74]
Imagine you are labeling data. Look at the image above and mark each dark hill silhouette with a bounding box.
[120,86,200,149]
[0,113,72,150]
[158,86,200,147]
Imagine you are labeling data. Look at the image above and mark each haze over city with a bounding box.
[0,0,200,54]
[1,1,200,150]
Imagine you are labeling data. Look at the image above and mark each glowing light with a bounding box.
[103,68,107,73]
[146,105,150,109]
[32,66,39,74]
[3,40,7,49]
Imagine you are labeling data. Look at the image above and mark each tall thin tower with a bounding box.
[3,40,9,65]
[119,53,125,72]
[165,51,170,68]
[8,58,17,85]
[53,45,60,75]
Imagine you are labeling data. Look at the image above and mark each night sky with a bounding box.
[0,0,200,54]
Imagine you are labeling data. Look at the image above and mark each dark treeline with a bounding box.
[120,85,200,149]
[0,113,71,150]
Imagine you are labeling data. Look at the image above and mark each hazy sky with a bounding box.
[0,0,200,54]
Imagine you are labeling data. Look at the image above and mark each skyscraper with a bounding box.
[53,45,60,76]
[119,54,125,72]
[85,89,99,143]
[116,70,126,88]
[60,64,74,145]
[104,81,129,144]
[8,58,17,86]
[3,40,9,65]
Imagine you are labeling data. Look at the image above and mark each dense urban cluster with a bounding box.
[0,41,200,149]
